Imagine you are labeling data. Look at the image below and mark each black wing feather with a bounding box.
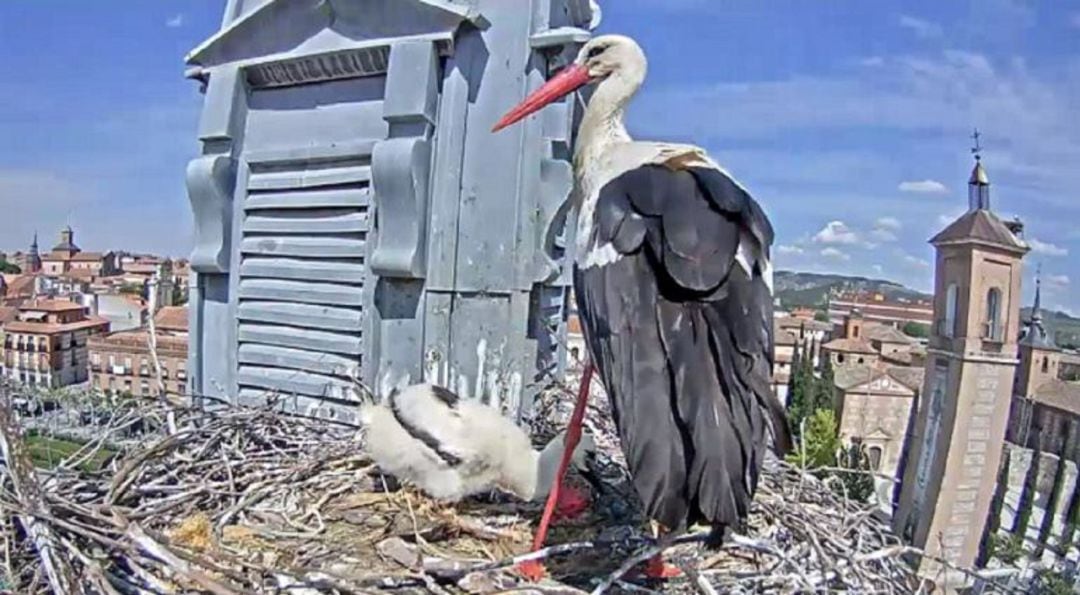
[575,164,791,533]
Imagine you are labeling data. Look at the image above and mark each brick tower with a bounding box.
[893,142,1029,584]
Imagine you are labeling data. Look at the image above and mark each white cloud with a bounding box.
[872,264,885,276]
[820,247,851,261]
[869,217,902,242]
[860,56,885,68]
[166,14,185,28]
[777,244,804,255]
[899,179,948,194]
[898,15,944,39]
[1046,274,1070,288]
[903,254,932,269]
[813,221,860,245]
[875,217,902,231]
[1029,238,1068,257]
[1070,12,1080,29]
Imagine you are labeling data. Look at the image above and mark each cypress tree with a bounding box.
[1060,465,1080,555]
[1036,453,1068,558]
[1013,438,1043,542]
[977,448,1012,567]
[814,355,837,412]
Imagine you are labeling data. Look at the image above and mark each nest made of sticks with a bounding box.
[0,373,990,595]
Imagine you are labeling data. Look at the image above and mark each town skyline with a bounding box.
[1,1,1076,314]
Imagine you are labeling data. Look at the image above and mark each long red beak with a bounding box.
[492,64,591,132]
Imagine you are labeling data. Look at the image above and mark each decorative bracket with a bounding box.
[186,155,236,274]
[370,138,432,278]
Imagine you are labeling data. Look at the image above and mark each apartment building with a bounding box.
[0,300,110,388]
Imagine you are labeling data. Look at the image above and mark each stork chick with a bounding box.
[360,383,595,514]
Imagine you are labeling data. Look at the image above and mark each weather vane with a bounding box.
[971,128,983,161]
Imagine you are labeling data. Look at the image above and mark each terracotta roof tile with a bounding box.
[864,325,915,344]
[823,338,878,354]
[153,306,188,333]
[20,299,85,313]
[1032,379,1080,416]
[930,209,1027,252]
[4,315,110,335]
[0,306,17,324]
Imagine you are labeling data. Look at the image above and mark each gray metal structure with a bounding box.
[184,0,600,421]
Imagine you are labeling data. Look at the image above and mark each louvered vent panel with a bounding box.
[237,150,371,401]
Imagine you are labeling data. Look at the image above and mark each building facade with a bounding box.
[40,227,117,278]
[89,307,189,397]
[894,154,1029,581]
[828,290,934,329]
[0,300,110,388]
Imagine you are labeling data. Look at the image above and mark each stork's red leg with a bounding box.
[518,364,594,581]
[639,522,682,579]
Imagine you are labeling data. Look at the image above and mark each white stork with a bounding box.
[360,383,595,513]
[493,34,792,578]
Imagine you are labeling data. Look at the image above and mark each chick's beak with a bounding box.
[491,64,591,132]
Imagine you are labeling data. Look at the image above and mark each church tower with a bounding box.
[894,138,1029,582]
[1015,271,1061,397]
[26,232,42,273]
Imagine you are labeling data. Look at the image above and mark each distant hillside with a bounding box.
[774,270,930,309]
[1021,307,1080,350]
[776,270,1080,349]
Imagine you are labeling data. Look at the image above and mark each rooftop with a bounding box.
[822,337,878,355]
[775,316,833,333]
[1032,379,1080,416]
[3,315,110,335]
[863,325,915,345]
[20,299,85,313]
[834,364,924,392]
[930,209,1027,253]
[153,306,189,333]
[42,251,105,262]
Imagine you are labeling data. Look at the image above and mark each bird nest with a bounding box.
[0,375,936,594]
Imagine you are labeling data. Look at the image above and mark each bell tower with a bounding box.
[894,138,1029,583]
[1015,270,1061,397]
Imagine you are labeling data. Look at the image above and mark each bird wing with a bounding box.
[574,162,791,531]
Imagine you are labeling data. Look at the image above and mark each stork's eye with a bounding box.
[586,45,606,59]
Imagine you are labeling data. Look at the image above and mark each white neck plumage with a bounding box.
[573,59,646,202]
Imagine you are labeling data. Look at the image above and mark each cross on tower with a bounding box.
[971,129,983,161]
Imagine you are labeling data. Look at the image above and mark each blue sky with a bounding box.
[1,1,1077,313]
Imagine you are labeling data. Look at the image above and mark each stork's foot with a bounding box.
[516,560,547,582]
[641,555,682,579]
[552,484,590,520]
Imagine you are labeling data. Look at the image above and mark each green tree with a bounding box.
[901,321,930,338]
[814,310,830,323]
[812,355,836,412]
[0,259,20,274]
[1060,457,1080,551]
[836,442,875,503]
[1036,454,1068,557]
[978,449,1012,568]
[787,409,840,470]
[786,348,818,438]
[1013,443,1042,539]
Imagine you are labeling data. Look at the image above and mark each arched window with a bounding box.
[868,446,883,470]
[985,288,1001,340]
[837,353,846,364]
[944,284,958,337]
[1042,356,1049,374]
